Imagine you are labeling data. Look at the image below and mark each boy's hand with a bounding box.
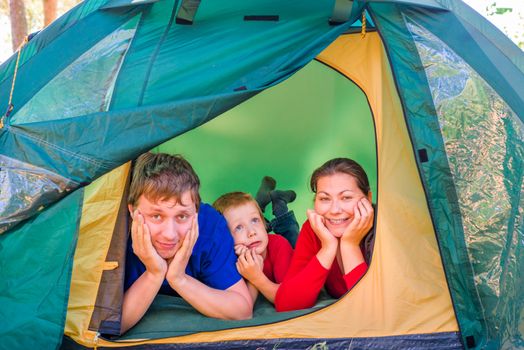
[234,244,248,257]
[131,210,167,277]
[236,249,264,282]
[307,209,338,250]
[341,197,374,245]
[166,215,199,288]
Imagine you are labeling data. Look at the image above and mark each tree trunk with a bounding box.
[43,0,57,27]
[9,0,28,51]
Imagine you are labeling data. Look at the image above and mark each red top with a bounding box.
[263,234,294,283]
[275,220,368,312]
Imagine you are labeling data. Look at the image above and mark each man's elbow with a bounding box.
[224,296,252,320]
[228,303,252,320]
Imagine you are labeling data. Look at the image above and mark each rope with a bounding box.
[1,36,28,129]
[361,10,367,38]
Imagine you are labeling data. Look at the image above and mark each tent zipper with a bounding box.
[93,332,100,350]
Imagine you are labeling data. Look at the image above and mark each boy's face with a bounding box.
[129,191,197,259]
[223,202,269,257]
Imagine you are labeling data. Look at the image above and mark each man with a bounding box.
[122,152,253,333]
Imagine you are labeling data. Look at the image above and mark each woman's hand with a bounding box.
[307,209,338,249]
[307,209,337,269]
[131,210,167,277]
[341,197,374,245]
[166,215,199,288]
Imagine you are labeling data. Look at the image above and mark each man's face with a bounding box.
[129,191,197,259]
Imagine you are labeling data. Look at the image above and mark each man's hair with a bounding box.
[310,157,370,195]
[128,152,201,210]
[213,192,264,222]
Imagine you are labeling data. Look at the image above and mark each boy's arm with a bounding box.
[246,275,279,303]
[237,249,279,303]
[166,218,253,319]
[246,281,259,303]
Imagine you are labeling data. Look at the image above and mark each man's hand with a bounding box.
[236,249,264,283]
[166,215,199,289]
[131,210,167,277]
[341,197,374,245]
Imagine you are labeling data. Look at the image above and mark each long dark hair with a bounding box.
[310,158,370,195]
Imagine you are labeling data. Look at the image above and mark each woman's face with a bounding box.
[314,172,370,237]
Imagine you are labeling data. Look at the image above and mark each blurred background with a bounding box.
[0,0,523,64]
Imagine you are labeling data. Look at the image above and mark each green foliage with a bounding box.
[487,4,513,16]
[484,1,523,49]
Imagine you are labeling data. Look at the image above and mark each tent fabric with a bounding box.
[1,0,523,349]
[101,0,161,10]
[0,189,83,350]
[0,154,75,233]
[62,333,463,350]
[0,0,109,86]
[406,13,524,349]
[315,31,458,336]
[62,30,460,349]
[117,294,337,339]
[0,0,356,234]
[65,163,131,339]
[154,59,378,225]
[369,3,484,345]
[370,3,523,348]
[435,0,524,73]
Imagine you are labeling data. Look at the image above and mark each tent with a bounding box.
[0,0,522,349]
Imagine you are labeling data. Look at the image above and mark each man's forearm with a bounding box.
[121,271,164,333]
[169,276,253,320]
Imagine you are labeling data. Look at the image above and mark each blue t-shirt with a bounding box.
[124,203,241,295]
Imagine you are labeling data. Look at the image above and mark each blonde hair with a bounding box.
[213,192,264,221]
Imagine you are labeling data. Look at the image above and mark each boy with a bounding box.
[213,192,295,304]
[122,153,252,333]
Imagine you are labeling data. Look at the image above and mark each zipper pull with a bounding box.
[93,332,100,350]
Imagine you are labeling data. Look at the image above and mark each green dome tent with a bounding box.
[0,0,522,349]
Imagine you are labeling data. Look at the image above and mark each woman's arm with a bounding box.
[339,197,373,289]
[274,220,336,312]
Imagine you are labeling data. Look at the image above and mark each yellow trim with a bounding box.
[65,163,131,342]
[66,33,458,347]
[103,261,119,270]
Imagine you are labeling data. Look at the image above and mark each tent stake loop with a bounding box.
[1,36,27,129]
[361,10,367,38]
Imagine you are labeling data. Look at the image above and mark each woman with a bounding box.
[275,158,374,312]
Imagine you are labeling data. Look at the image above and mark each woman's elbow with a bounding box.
[275,288,313,312]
